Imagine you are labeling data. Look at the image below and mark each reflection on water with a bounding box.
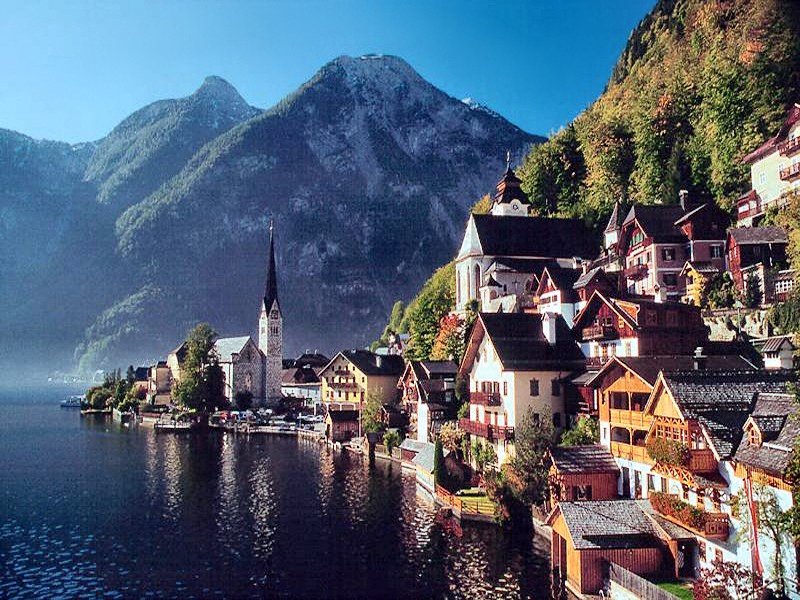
[0,388,552,598]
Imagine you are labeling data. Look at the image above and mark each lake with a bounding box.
[0,386,552,598]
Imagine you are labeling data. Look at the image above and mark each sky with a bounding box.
[0,0,655,144]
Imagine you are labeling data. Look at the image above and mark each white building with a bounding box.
[458,312,585,466]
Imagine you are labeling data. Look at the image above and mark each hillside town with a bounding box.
[95,102,800,599]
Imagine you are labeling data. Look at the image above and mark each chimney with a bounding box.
[679,189,690,212]
[693,347,707,371]
[542,312,557,346]
[582,261,589,275]
[375,354,383,369]
[654,284,666,304]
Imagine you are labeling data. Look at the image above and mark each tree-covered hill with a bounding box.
[520,0,800,230]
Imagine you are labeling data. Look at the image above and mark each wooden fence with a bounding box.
[607,563,678,600]
[435,484,496,519]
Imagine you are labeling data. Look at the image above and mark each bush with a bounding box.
[383,430,401,454]
[646,438,689,466]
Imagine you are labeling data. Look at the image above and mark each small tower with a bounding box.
[258,220,283,400]
[489,151,530,217]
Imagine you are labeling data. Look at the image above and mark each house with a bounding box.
[214,336,265,404]
[572,291,709,366]
[548,500,675,596]
[411,441,437,493]
[548,445,619,504]
[588,353,756,498]
[325,409,360,442]
[281,364,322,410]
[641,369,795,572]
[283,351,330,371]
[753,335,795,370]
[737,103,800,225]
[458,312,585,466]
[679,261,720,306]
[454,165,596,314]
[319,350,405,410]
[617,196,727,300]
[147,361,172,405]
[726,226,789,291]
[733,393,798,585]
[398,360,458,443]
[572,265,617,305]
[533,265,581,325]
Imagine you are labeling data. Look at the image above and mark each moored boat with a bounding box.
[60,395,84,408]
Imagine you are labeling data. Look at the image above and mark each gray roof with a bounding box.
[550,445,619,474]
[728,226,788,245]
[411,442,436,472]
[399,439,428,454]
[214,336,252,361]
[557,500,662,550]
[573,265,604,289]
[761,335,795,353]
[735,392,798,476]
[662,370,796,458]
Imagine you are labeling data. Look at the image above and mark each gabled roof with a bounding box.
[419,360,458,376]
[743,103,800,164]
[214,336,253,361]
[604,200,627,233]
[588,354,756,389]
[462,312,585,373]
[679,260,720,277]
[735,392,798,476]
[550,500,663,550]
[573,265,609,290]
[471,214,596,259]
[653,370,796,458]
[572,290,706,333]
[282,365,320,385]
[263,221,280,312]
[322,350,405,377]
[536,266,580,302]
[760,335,795,353]
[549,445,619,474]
[487,257,557,275]
[728,226,788,245]
[621,204,686,244]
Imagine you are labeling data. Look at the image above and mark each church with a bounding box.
[162,219,284,406]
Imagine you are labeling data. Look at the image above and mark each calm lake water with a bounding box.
[0,386,551,599]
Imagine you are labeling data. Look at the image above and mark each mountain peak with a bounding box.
[194,75,247,103]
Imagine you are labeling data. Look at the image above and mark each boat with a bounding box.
[60,395,84,408]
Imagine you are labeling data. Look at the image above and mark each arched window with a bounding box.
[456,270,461,305]
[474,264,481,299]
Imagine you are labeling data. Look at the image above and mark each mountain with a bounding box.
[0,55,540,376]
[85,76,261,208]
[517,0,800,227]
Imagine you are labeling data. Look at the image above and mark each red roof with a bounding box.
[743,104,800,164]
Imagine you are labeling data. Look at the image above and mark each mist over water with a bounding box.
[0,386,551,598]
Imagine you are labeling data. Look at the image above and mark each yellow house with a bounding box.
[679,261,720,306]
[318,350,405,410]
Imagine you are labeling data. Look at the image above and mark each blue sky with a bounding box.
[0,1,654,143]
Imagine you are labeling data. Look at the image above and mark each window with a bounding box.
[662,248,676,261]
[530,379,539,396]
[663,273,678,287]
[647,474,655,491]
[759,172,767,185]
[552,412,561,428]
[532,413,540,426]
[710,245,723,259]
[574,485,592,501]
[551,379,561,396]
[503,381,508,396]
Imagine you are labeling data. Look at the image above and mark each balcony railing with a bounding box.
[327,381,359,390]
[610,409,651,429]
[584,356,608,369]
[624,263,649,281]
[610,441,654,465]
[581,325,617,341]
[459,418,514,442]
[779,137,800,157]
[686,448,718,473]
[779,163,800,181]
[649,492,729,540]
[470,391,502,406]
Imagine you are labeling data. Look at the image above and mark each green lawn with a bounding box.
[657,581,693,600]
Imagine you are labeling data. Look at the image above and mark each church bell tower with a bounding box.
[259,220,283,400]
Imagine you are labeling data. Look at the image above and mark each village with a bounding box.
[83,103,800,600]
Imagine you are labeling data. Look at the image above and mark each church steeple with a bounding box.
[263,219,280,313]
[490,152,530,217]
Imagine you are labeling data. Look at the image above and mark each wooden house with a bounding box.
[548,445,619,503]
[325,409,360,442]
[548,500,673,596]
[398,360,458,443]
[679,261,720,306]
[726,226,788,291]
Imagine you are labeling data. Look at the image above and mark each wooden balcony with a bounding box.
[779,137,800,157]
[496,425,515,441]
[470,391,502,406]
[649,493,729,540]
[736,190,761,222]
[327,381,359,390]
[581,324,617,341]
[610,409,651,429]
[459,419,514,442]
[584,356,608,369]
[686,448,717,473]
[624,263,649,281]
[610,441,654,465]
[779,162,800,181]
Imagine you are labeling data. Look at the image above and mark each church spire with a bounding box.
[264,219,279,312]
